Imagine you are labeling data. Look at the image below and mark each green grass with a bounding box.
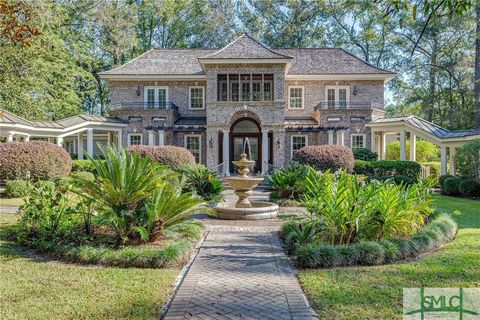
[0,214,179,320]
[299,195,480,320]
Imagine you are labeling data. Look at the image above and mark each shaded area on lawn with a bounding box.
[299,195,480,320]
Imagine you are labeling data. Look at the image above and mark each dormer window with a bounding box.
[217,74,274,102]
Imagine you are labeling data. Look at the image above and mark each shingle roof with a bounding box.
[200,34,292,60]
[100,35,395,76]
[0,109,34,126]
[372,116,480,138]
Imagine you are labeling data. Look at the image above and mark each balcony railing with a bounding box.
[315,101,384,111]
[109,102,179,112]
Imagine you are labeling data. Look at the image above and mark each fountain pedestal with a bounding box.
[215,153,279,220]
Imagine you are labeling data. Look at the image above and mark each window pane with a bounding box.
[292,136,307,156]
[327,88,335,107]
[263,74,273,101]
[158,88,167,108]
[252,74,262,101]
[190,87,204,109]
[351,135,364,148]
[147,89,155,108]
[339,88,347,107]
[129,135,142,145]
[186,136,201,163]
[289,87,303,108]
[217,75,227,101]
[241,74,250,101]
[229,74,239,101]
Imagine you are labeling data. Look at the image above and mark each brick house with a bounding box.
[99,34,396,174]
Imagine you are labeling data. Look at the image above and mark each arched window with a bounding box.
[231,119,260,134]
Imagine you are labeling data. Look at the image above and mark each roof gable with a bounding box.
[200,34,292,60]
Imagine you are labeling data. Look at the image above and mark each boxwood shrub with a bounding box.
[72,160,96,172]
[352,147,377,161]
[442,176,461,195]
[354,160,421,181]
[284,214,457,268]
[292,145,355,173]
[0,141,72,181]
[126,145,196,169]
[458,179,480,197]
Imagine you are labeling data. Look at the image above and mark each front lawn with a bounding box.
[299,195,480,319]
[0,214,178,320]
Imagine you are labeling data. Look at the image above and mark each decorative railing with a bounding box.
[213,161,227,177]
[109,102,179,112]
[314,101,384,111]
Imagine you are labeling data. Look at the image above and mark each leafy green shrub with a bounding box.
[126,145,196,169]
[354,160,421,181]
[386,140,439,162]
[294,243,320,268]
[266,162,310,200]
[177,164,223,202]
[439,174,453,190]
[283,221,322,251]
[0,141,72,181]
[5,180,31,198]
[458,179,480,197]
[354,241,386,265]
[72,160,97,172]
[70,171,95,182]
[421,161,441,180]
[442,176,461,195]
[292,145,355,173]
[352,147,377,161]
[454,139,480,178]
[366,175,415,185]
[378,239,400,263]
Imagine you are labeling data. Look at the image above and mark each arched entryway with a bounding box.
[230,118,262,173]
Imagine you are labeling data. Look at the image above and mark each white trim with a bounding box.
[350,133,366,148]
[290,134,308,158]
[184,134,202,163]
[285,73,396,83]
[325,85,350,107]
[188,86,205,110]
[127,133,143,146]
[288,86,304,109]
[144,86,169,105]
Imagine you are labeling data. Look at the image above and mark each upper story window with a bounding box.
[288,86,304,109]
[217,74,274,102]
[144,86,168,108]
[325,85,349,107]
[189,86,205,110]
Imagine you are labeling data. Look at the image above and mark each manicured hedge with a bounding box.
[365,175,415,185]
[352,147,377,161]
[283,214,457,268]
[443,176,461,196]
[0,141,72,181]
[126,145,196,169]
[292,145,355,173]
[72,160,96,172]
[354,160,421,181]
[458,179,480,197]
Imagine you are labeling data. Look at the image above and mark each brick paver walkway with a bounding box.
[164,230,314,320]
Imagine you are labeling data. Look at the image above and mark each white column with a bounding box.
[117,130,122,147]
[449,147,456,176]
[7,132,13,142]
[148,130,154,146]
[327,130,334,145]
[87,128,94,157]
[24,135,30,142]
[107,132,112,144]
[261,129,269,174]
[440,146,447,176]
[57,136,64,147]
[336,130,345,146]
[399,130,406,161]
[370,131,376,152]
[222,129,230,176]
[158,130,165,146]
[409,133,416,161]
[77,132,84,159]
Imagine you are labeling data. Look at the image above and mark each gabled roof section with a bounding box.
[0,109,35,126]
[200,34,292,60]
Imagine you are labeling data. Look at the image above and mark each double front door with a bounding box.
[230,135,261,174]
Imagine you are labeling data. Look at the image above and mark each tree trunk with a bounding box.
[428,34,438,122]
[475,2,480,127]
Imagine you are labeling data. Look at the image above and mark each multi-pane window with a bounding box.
[144,87,168,108]
[288,87,304,109]
[189,86,204,109]
[128,134,142,146]
[185,135,201,163]
[217,74,274,101]
[291,135,307,158]
[325,86,349,108]
[350,134,365,148]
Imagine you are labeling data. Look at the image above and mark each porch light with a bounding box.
[136,86,141,96]
[209,137,214,148]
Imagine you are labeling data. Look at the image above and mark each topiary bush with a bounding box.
[126,145,196,169]
[454,139,480,179]
[292,145,355,173]
[442,176,461,195]
[5,180,32,198]
[0,141,72,181]
[458,179,480,197]
[352,147,377,161]
[354,160,421,182]
[439,174,453,190]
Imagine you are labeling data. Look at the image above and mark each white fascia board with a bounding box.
[99,74,208,81]
[285,73,396,83]
[198,58,293,64]
[0,121,126,135]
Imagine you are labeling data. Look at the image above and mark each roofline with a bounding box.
[285,73,396,83]
[99,74,208,80]
[197,58,293,64]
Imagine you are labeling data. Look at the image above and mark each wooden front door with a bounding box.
[230,134,262,174]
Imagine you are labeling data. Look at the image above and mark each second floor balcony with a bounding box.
[109,102,179,112]
[315,101,384,111]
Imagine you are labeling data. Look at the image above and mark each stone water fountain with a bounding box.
[216,139,279,220]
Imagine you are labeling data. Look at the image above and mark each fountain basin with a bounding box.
[215,201,279,220]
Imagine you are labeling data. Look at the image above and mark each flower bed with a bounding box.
[281,214,457,268]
